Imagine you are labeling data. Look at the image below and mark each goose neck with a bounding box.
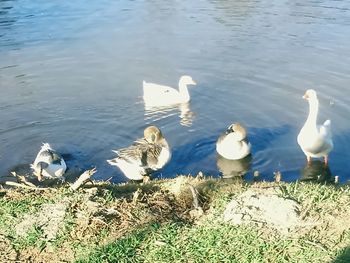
[305,98,319,128]
[178,81,190,101]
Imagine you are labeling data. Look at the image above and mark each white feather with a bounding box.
[32,143,67,179]
[107,128,171,180]
[107,158,146,180]
[216,134,251,160]
[297,90,333,159]
[143,75,196,106]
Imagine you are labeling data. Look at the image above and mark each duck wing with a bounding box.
[303,136,332,155]
[117,138,162,169]
[302,120,333,155]
[143,81,178,96]
[37,149,63,165]
[49,150,64,164]
[319,120,331,138]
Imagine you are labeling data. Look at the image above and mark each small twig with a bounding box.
[253,170,260,182]
[274,171,282,183]
[91,217,108,226]
[303,240,328,252]
[300,201,313,220]
[132,188,142,204]
[188,184,200,210]
[5,181,49,191]
[105,177,113,182]
[70,168,97,191]
[334,175,339,184]
[11,172,37,188]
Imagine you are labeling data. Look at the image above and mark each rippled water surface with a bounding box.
[1,0,349,182]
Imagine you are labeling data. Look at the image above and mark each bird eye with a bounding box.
[226,127,234,134]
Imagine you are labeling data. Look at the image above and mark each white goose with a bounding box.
[143,75,196,106]
[297,89,333,165]
[107,126,171,181]
[31,143,67,181]
[216,123,251,160]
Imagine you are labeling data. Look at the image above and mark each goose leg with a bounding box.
[324,156,329,166]
[35,168,43,182]
[142,175,150,184]
[307,156,311,165]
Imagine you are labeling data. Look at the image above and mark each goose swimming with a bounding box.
[143,75,196,106]
[216,123,251,160]
[107,126,171,181]
[31,143,67,181]
[297,89,333,165]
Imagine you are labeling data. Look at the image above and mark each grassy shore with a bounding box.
[0,176,350,262]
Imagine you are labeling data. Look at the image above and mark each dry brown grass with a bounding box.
[0,176,350,262]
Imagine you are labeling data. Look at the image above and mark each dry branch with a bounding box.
[4,181,49,191]
[70,168,97,191]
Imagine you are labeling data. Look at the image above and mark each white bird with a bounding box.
[143,75,196,106]
[31,143,67,181]
[216,123,251,160]
[297,89,333,165]
[107,126,171,181]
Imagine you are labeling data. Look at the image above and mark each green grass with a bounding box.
[278,182,350,217]
[50,210,76,248]
[75,223,160,263]
[0,193,50,232]
[77,220,349,263]
[0,190,55,251]
[12,225,46,251]
[76,182,350,263]
[2,180,350,262]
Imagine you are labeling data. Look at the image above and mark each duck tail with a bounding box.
[320,119,332,137]
[41,143,52,151]
[323,120,331,127]
[107,158,118,166]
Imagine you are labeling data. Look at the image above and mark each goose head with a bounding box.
[226,123,247,141]
[179,75,196,86]
[144,126,164,143]
[303,89,318,101]
[32,162,49,181]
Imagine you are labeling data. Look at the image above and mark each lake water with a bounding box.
[1,0,349,183]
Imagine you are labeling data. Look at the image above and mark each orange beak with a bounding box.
[303,93,309,99]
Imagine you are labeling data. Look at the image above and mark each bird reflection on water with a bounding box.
[216,154,252,179]
[300,160,333,183]
[144,102,195,127]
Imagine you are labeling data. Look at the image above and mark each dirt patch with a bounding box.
[0,234,18,262]
[16,202,67,241]
[308,206,350,249]
[223,189,304,234]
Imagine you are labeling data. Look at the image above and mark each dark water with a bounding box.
[1,0,349,182]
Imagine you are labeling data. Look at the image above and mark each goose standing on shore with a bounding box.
[31,143,67,181]
[297,89,333,165]
[107,126,171,181]
[216,123,251,160]
[143,75,196,106]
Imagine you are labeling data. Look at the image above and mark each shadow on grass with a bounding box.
[333,247,350,263]
[86,181,162,200]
